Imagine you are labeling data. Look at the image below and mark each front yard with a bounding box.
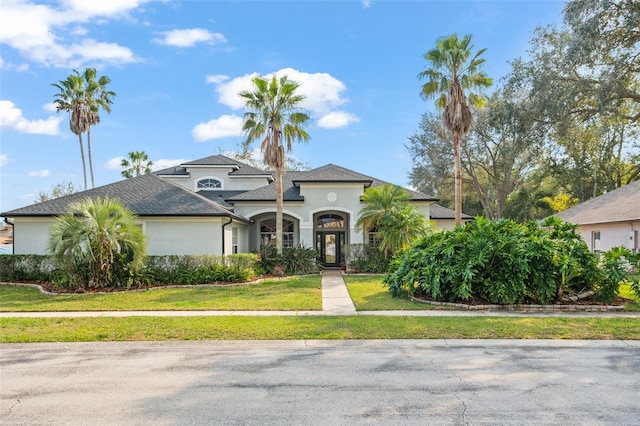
[1,274,639,343]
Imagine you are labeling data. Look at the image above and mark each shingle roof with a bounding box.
[227,172,306,202]
[1,174,248,221]
[197,190,249,208]
[154,155,272,178]
[429,203,473,220]
[292,164,374,185]
[555,180,640,225]
[228,164,437,203]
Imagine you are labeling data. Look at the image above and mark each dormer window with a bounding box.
[197,178,222,190]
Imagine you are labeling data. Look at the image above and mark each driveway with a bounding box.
[1,340,639,425]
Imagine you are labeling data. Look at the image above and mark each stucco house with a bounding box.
[2,155,468,268]
[555,179,640,253]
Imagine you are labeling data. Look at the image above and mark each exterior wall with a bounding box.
[162,167,270,192]
[433,219,457,231]
[12,216,248,257]
[576,221,640,253]
[234,184,437,251]
[12,218,53,255]
[144,217,224,255]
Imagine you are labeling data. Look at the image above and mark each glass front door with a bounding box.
[316,231,344,267]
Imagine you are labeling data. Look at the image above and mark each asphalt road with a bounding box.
[1,340,639,425]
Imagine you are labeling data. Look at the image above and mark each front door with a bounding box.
[316,231,344,268]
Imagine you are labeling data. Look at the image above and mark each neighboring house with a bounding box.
[1,155,471,267]
[555,179,640,253]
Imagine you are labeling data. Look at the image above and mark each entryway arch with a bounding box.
[313,211,349,268]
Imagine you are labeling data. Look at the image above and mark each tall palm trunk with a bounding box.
[78,133,88,190]
[453,131,462,225]
[275,164,284,254]
[87,126,95,188]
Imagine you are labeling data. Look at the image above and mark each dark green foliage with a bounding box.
[346,244,390,273]
[0,255,58,283]
[385,217,612,305]
[256,244,318,276]
[143,254,257,285]
[597,247,640,303]
[1,254,257,289]
[279,245,319,275]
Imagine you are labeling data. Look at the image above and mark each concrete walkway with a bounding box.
[321,269,356,314]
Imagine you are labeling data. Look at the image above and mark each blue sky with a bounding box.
[0,0,566,213]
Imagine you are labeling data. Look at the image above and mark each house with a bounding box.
[1,155,470,267]
[554,179,640,253]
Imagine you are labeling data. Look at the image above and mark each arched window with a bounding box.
[260,218,295,248]
[316,213,344,229]
[197,178,222,190]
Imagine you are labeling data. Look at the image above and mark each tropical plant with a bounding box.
[384,217,619,305]
[47,197,146,289]
[239,75,311,254]
[356,184,432,258]
[121,151,154,178]
[52,68,115,189]
[419,33,492,225]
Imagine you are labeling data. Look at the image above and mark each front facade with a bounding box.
[555,180,640,253]
[2,155,465,267]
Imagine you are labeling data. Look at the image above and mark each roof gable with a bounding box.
[555,180,640,225]
[228,164,437,203]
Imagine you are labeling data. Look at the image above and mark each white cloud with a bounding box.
[105,156,188,172]
[151,158,189,171]
[0,0,150,68]
[0,56,29,72]
[42,102,58,113]
[317,111,360,129]
[28,169,50,177]
[206,74,229,84]
[154,28,226,48]
[105,157,125,171]
[209,68,351,117]
[0,100,62,135]
[192,114,244,142]
[362,0,372,8]
[0,154,9,167]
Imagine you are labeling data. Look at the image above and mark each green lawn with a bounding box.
[0,276,322,312]
[2,274,639,343]
[346,274,640,312]
[344,274,441,310]
[2,316,639,342]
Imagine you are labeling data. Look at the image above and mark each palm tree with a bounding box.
[83,68,116,188]
[419,34,492,225]
[356,184,432,258]
[47,197,146,289]
[239,75,310,254]
[121,151,154,178]
[52,68,115,189]
[53,72,89,189]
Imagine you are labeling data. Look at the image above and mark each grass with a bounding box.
[344,274,440,310]
[0,276,322,312]
[2,274,639,343]
[345,274,640,312]
[2,316,639,343]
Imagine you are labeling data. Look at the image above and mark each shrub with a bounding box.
[143,254,257,285]
[255,244,318,276]
[346,244,390,273]
[384,217,609,305]
[0,255,58,282]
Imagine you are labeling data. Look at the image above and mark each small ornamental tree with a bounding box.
[47,197,146,290]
